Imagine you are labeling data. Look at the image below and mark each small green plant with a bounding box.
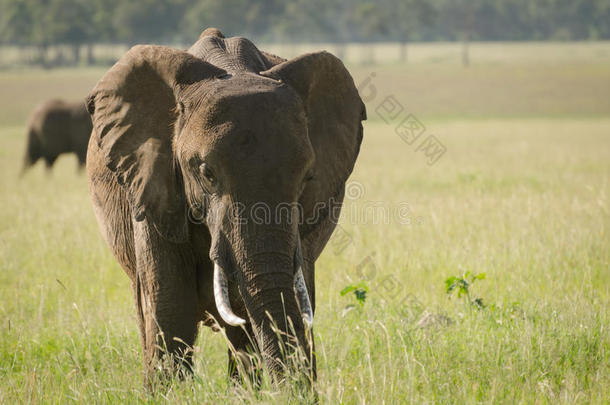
[340,282,369,306]
[445,271,486,309]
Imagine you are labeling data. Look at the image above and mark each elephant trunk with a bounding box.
[238,252,310,377]
[213,223,313,380]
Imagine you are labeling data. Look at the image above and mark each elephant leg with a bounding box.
[225,325,262,386]
[132,218,200,381]
[76,153,86,171]
[44,156,57,171]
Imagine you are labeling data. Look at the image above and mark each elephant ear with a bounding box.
[87,45,225,242]
[261,52,366,239]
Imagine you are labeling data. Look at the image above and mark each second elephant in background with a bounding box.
[22,99,92,173]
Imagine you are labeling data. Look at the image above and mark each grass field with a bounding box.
[0,42,609,403]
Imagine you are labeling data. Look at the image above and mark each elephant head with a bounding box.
[86,35,364,378]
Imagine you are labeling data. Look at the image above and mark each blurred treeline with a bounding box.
[1,0,609,65]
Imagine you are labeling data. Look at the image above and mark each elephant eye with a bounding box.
[199,163,216,187]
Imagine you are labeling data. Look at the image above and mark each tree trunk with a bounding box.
[400,39,408,62]
[72,44,81,65]
[86,44,94,65]
[461,35,470,67]
[37,44,48,67]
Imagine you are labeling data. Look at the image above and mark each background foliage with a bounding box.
[1,0,610,48]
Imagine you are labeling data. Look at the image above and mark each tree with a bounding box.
[0,0,34,45]
[181,0,249,41]
[436,0,479,66]
[114,0,186,44]
[91,0,120,43]
[46,0,94,63]
[387,0,436,61]
[3,0,610,67]
[274,0,335,42]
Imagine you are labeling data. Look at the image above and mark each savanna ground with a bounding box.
[0,42,609,404]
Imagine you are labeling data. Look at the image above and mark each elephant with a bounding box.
[85,27,365,384]
[22,99,92,173]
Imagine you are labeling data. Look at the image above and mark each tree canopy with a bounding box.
[1,0,609,47]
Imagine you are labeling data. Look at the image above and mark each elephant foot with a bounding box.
[142,350,195,392]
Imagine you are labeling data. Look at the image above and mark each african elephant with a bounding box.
[86,28,365,383]
[22,99,92,173]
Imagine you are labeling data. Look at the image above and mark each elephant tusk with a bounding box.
[294,267,314,329]
[213,262,246,327]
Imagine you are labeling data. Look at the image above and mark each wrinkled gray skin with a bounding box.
[23,99,92,173]
[86,28,365,384]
